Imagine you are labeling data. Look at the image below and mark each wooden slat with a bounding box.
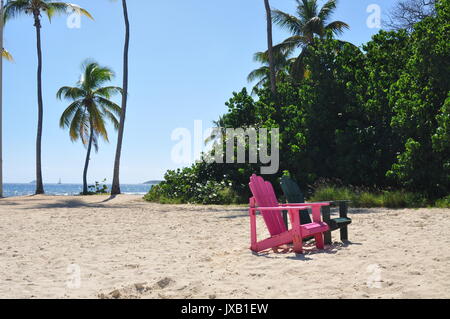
[249,175,286,236]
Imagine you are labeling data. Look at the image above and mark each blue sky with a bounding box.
[3,0,396,184]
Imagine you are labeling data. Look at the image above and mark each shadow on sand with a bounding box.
[253,240,362,261]
[10,194,132,210]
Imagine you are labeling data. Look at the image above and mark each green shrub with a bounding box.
[81,179,109,195]
[309,186,353,202]
[435,195,450,208]
[143,165,243,205]
[310,186,429,208]
[355,192,384,208]
[381,191,428,208]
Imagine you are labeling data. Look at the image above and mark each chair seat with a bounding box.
[333,217,352,224]
[327,217,352,231]
[300,222,329,236]
[331,217,352,226]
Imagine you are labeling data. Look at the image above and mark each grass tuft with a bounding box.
[310,186,430,208]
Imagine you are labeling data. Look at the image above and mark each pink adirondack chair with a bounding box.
[249,174,330,254]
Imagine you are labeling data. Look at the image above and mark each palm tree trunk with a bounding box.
[34,13,44,195]
[0,0,4,198]
[82,126,94,195]
[264,0,277,95]
[111,0,130,196]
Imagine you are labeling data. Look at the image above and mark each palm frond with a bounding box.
[3,0,31,22]
[87,103,109,142]
[296,0,319,23]
[272,9,304,35]
[102,110,120,130]
[56,86,85,100]
[253,51,268,63]
[82,61,115,90]
[45,2,94,22]
[251,78,268,95]
[303,16,324,38]
[247,66,269,83]
[1,48,14,61]
[92,131,99,153]
[325,20,350,36]
[93,86,123,99]
[318,0,337,23]
[273,35,309,53]
[68,107,84,142]
[77,113,90,146]
[95,96,121,117]
[59,99,83,128]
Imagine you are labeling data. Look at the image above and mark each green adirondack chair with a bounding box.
[280,176,352,245]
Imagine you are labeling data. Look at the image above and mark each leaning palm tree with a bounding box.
[272,0,350,79]
[247,50,295,94]
[111,0,130,195]
[4,0,93,194]
[57,61,122,195]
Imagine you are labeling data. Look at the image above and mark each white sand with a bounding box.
[0,195,449,299]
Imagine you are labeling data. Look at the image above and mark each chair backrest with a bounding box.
[280,176,312,225]
[280,176,305,203]
[249,174,287,236]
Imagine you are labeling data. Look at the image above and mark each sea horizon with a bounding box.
[1,183,155,198]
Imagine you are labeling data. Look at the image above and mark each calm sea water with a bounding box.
[1,183,154,198]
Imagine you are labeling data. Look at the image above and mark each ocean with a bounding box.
[1,183,154,198]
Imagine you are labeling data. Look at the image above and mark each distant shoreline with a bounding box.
[143,181,163,185]
[3,182,160,185]
[1,183,153,198]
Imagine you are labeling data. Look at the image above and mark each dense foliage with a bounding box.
[146,1,449,206]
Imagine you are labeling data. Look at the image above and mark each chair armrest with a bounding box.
[256,206,311,212]
[305,202,330,207]
[280,202,330,207]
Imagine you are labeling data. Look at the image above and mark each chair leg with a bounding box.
[324,231,332,246]
[315,234,325,250]
[282,210,289,229]
[322,205,332,245]
[249,209,258,251]
[289,209,303,254]
[339,202,349,242]
[340,226,348,241]
[292,234,303,254]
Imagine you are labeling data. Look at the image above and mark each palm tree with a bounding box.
[0,0,4,198]
[57,61,122,195]
[111,0,130,195]
[247,50,295,94]
[264,0,276,95]
[0,0,12,198]
[271,0,349,79]
[4,0,93,194]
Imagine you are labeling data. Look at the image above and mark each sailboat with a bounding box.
[58,178,62,185]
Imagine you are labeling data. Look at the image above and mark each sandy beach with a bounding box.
[0,195,449,299]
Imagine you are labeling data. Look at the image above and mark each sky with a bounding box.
[3,0,396,184]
